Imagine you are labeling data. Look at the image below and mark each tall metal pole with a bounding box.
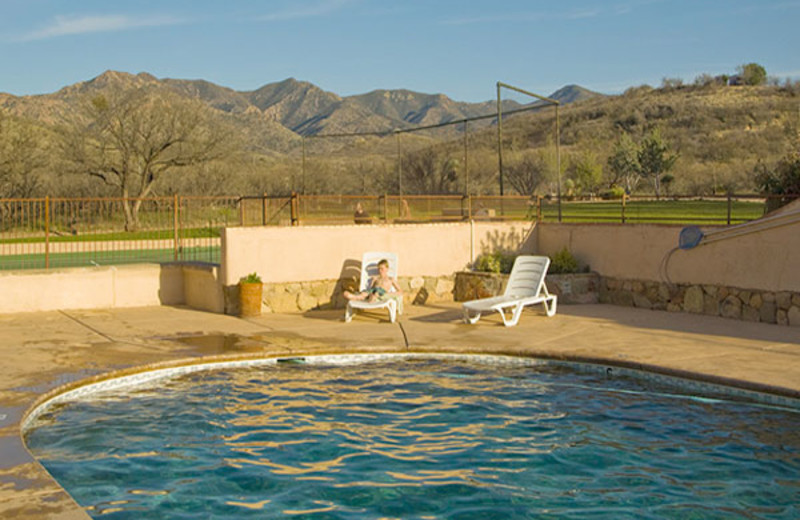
[395,131,403,195]
[556,105,562,222]
[301,137,306,196]
[496,82,504,196]
[464,119,469,195]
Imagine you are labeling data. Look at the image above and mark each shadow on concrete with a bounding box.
[406,304,463,323]
[560,304,800,346]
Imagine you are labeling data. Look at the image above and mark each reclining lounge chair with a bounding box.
[462,255,557,327]
[344,252,400,323]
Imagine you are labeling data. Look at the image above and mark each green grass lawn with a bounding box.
[0,227,220,245]
[538,199,766,224]
[0,246,220,271]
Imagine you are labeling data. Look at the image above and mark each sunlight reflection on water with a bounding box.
[25,358,800,519]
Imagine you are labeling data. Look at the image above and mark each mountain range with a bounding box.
[0,70,602,146]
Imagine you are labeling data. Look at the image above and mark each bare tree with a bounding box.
[63,88,234,230]
[504,151,549,196]
[0,113,48,198]
[402,147,459,194]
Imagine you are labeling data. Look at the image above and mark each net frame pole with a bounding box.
[464,119,469,195]
[496,81,562,220]
[497,83,504,196]
[395,131,402,196]
[301,137,307,196]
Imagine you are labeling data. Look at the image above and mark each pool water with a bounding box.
[25,358,800,519]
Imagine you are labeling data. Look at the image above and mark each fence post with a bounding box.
[290,192,299,226]
[382,194,388,222]
[262,192,268,226]
[44,196,50,269]
[621,193,627,224]
[537,195,542,222]
[727,193,733,225]
[173,194,180,261]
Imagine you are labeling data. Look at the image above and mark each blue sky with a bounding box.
[1,0,798,102]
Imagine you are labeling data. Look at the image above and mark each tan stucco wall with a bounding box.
[220,222,536,286]
[536,213,800,292]
[183,263,225,313]
[0,263,222,314]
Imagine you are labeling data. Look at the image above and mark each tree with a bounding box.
[737,63,767,86]
[606,132,640,193]
[636,128,678,198]
[566,150,603,196]
[0,113,48,198]
[401,147,459,194]
[504,151,549,196]
[63,89,233,230]
[755,150,800,212]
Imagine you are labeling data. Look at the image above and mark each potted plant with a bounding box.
[239,272,263,317]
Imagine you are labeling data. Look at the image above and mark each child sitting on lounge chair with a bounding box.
[344,258,403,307]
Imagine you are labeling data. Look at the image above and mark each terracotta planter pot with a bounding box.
[239,282,263,317]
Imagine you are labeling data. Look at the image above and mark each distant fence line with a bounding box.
[0,193,779,271]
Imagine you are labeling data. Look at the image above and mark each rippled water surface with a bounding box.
[26,358,800,519]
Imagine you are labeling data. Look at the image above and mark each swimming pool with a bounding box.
[24,355,800,519]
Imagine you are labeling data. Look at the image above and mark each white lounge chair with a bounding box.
[344,252,400,323]
[462,255,557,327]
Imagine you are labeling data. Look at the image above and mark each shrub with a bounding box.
[240,272,262,284]
[473,251,516,274]
[549,248,580,274]
[599,186,626,199]
[755,150,800,212]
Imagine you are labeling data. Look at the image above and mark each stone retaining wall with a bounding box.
[453,271,600,305]
[600,277,800,327]
[453,271,800,327]
[224,275,456,315]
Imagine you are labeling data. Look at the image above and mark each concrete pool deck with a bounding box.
[1,303,799,519]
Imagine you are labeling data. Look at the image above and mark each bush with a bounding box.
[240,272,262,284]
[473,251,516,274]
[599,186,626,199]
[549,248,580,274]
[755,150,800,212]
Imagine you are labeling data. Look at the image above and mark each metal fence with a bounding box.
[0,196,238,270]
[0,193,779,271]
[271,193,771,226]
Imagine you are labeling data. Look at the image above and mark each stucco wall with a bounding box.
[0,263,221,314]
[535,214,800,292]
[220,221,536,286]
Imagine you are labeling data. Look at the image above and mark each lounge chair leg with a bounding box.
[463,308,482,324]
[544,296,558,317]
[345,304,354,323]
[501,305,523,327]
[388,301,397,323]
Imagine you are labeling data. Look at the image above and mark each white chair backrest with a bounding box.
[503,255,550,298]
[359,252,398,292]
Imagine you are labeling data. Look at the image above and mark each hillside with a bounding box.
[1,70,797,198]
[460,82,799,195]
[0,71,604,142]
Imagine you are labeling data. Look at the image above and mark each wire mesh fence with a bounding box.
[0,193,778,271]
[0,196,238,270]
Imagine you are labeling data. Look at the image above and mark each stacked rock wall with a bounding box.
[600,277,800,327]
